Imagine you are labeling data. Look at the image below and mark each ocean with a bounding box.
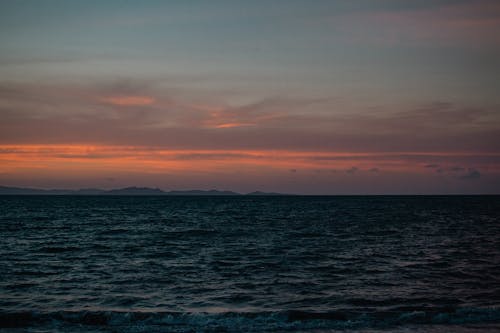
[1,195,499,332]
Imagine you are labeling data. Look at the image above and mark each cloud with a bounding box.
[171,152,260,160]
[213,122,255,129]
[1,144,498,194]
[449,166,465,172]
[424,163,483,180]
[198,97,323,129]
[459,168,481,180]
[330,0,500,46]
[1,80,499,156]
[346,167,358,174]
[101,96,155,106]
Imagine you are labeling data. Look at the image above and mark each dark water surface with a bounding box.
[1,195,499,332]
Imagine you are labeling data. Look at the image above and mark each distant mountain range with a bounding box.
[0,186,288,196]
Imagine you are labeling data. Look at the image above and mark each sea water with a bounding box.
[1,195,499,332]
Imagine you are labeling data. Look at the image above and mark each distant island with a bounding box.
[0,186,288,196]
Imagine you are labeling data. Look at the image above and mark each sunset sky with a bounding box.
[1,0,499,194]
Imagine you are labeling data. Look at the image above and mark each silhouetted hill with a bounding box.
[74,188,107,195]
[246,191,289,196]
[0,185,287,196]
[166,189,240,196]
[0,186,72,195]
[105,187,165,195]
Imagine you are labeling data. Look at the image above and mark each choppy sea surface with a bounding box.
[1,195,499,333]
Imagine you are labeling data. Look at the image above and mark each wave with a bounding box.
[1,307,500,332]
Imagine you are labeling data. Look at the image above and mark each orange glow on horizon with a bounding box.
[214,123,255,128]
[101,96,155,106]
[1,144,499,179]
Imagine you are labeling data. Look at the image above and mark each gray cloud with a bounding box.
[330,0,500,47]
[1,80,500,155]
[346,167,359,174]
[459,168,481,180]
[425,164,483,180]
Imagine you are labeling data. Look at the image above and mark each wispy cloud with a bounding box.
[1,80,499,155]
[0,144,497,193]
[101,95,155,106]
[459,168,481,180]
[346,166,359,174]
[330,0,500,46]
[425,164,439,169]
[0,77,498,193]
[424,163,484,181]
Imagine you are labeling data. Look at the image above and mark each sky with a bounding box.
[1,0,499,194]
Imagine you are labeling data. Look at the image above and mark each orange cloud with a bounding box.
[101,95,155,106]
[214,123,255,129]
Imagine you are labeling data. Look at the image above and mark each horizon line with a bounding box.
[1,185,499,196]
